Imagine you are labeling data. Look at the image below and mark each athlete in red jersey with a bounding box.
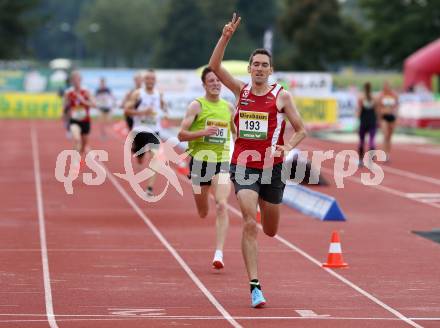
[209,13,306,308]
[232,82,286,169]
[64,71,95,166]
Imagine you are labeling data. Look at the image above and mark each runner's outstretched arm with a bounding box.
[208,13,244,98]
[177,101,218,142]
[124,90,147,117]
[275,90,307,157]
[63,91,71,118]
[77,90,96,109]
[124,90,139,116]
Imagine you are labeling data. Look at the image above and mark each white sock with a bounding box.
[214,250,223,260]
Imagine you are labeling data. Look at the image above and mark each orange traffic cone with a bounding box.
[322,231,348,268]
[176,159,189,176]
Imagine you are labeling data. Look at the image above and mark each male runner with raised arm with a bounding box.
[209,13,307,308]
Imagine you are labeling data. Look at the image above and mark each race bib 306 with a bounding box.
[204,119,228,144]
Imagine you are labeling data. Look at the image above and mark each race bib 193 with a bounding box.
[204,119,228,144]
[238,111,268,140]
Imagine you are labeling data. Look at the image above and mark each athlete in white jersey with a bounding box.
[124,69,168,196]
[132,87,162,134]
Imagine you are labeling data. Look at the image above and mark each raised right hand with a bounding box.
[222,12,241,40]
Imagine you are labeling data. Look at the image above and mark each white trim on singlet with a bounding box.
[242,83,282,97]
[271,111,285,153]
[270,84,285,152]
[271,84,282,97]
[240,84,252,99]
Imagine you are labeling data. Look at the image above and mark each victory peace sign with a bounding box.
[222,12,241,40]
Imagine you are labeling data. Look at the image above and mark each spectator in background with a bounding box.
[357,82,378,166]
[378,81,399,162]
[95,77,116,139]
[122,71,144,131]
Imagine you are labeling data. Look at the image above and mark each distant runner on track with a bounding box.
[63,71,95,169]
[122,71,144,131]
[124,69,168,196]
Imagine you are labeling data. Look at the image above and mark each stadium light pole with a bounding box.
[78,23,101,63]
[264,28,273,55]
[58,22,100,63]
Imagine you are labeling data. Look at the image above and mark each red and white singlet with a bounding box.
[231,83,285,169]
[65,87,91,122]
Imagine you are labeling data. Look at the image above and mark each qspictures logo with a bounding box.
[55,134,386,202]
[55,133,186,202]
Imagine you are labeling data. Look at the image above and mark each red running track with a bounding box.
[0,120,439,328]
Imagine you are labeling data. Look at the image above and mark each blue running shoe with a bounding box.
[251,288,266,308]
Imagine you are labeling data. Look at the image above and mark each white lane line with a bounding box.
[415,147,440,156]
[382,166,440,187]
[0,315,438,321]
[0,248,287,253]
[31,126,59,328]
[406,193,440,203]
[320,166,440,210]
[418,199,440,204]
[177,174,424,328]
[224,203,423,328]
[104,168,242,328]
[296,309,330,317]
[302,143,440,186]
[406,193,440,198]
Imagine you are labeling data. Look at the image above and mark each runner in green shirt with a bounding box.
[178,67,236,270]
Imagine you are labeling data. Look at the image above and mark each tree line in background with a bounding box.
[1,0,439,71]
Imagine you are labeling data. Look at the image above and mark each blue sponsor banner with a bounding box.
[282,182,346,221]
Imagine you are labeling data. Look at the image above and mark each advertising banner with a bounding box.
[0,93,62,119]
[295,97,338,127]
[0,71,25,92]
[275,72,333,96]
